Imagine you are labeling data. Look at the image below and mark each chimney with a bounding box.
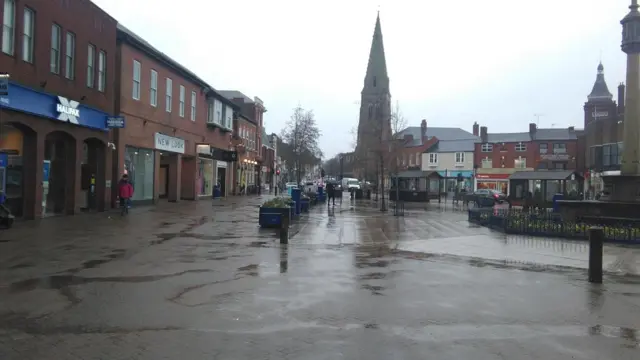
[480,126,488,142]
[421,119,427,144]
[529,123,536,134]
[472,122,479,136]
[618,83,625,112]
[568,126,575,132]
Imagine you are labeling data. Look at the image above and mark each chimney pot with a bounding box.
[480,126,488,142]
[421,119,427,144]
[473,122,479,136]
[568,126,575,132]
[529,123,537,134]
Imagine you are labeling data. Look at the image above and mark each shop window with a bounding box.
[124,146,155,201]
[514,156,526,169]
[198,158,214,196]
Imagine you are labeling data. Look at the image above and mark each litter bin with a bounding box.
[552,193,564,212]
[213,184,221,199]
[291,188,302,215]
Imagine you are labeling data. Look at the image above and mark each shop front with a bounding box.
[437,170,474,193]
[123,146,155,203]
[0,81,114,219]
[154,133,185,202]
[196,145,215,198]
[474,173,510,194]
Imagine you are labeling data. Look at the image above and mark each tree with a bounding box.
[280,105,322,184]
[387,101,409,207]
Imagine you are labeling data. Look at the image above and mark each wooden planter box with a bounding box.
[259,206,291,228]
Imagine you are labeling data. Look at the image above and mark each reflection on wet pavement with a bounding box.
[0,198,639,359]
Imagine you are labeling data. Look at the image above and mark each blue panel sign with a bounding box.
[43,160,50,183]
[0,82,110,131]
[106,116,125,128]
[438,170,474,178]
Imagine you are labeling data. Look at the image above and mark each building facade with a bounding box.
[0,0,117,219]
[422,138,476,192]
[113,24,235,204]
[474,124,580,193]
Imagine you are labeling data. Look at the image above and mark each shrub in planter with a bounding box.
[259,197,292,228]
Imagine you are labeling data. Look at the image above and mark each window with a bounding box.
[539,143,548,154]
[2,0,15,55]
[50,24,61,73]
[64,32,75,79]
[514,156,526,169]
[553,143,566,154]
[207,101,214,122]
[617,142,623,165]
[224,105,233,128]
[165,78,172,112]
[149,70,157,106]
[515,142,526,152]
[179,85,185,117]
[132,60,141,100]
[455,152,465,164]
[481,157,492,168]
[416,152,421,165]
[213,99,223,124]
[409,153,414,166]
[553,162,567,170]
[481,143,493,152]
[190,91,196,121]
[428,153,438,165]
[97,50,106,91]
[22,7,34,62]
[86,44,95,87]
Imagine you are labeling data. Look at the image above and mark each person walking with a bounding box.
[118,174,134,215]
[326,181,336,207]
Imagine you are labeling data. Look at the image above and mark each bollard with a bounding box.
[279,213,289,244]
[588,227,604,284]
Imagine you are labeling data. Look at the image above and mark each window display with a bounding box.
[198,158,214,196]
[124,146,155,201]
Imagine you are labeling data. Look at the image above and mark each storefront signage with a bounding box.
[0,81,110,131]
[0,74,9,96]
[154,133,185,154]
[438,170,473,178]
[540,154,570,161]
[475,173,511,179]
[106,116,125,128]
[210,148,237,162]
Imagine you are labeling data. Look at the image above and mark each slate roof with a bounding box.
[509,170,583,181]
[396,126,476,147]
[394,170,442,179]
[218,90,254,103]
[587,62,613,101]
[427,139,477,153]
[479,128,579,143]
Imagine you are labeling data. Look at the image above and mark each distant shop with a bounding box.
[474,173,510,194]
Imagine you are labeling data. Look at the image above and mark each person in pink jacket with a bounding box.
[118,174,134,215]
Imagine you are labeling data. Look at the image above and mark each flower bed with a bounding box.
[259,197,292,228]
[468,208,640,244]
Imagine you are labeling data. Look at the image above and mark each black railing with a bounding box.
[468,208,640,244]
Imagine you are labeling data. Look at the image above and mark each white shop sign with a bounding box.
[155,133,185,154]
[217,161,228,169]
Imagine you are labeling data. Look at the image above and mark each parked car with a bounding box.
[467,189,508,207]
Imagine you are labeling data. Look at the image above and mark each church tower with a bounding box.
[354,13,392,179]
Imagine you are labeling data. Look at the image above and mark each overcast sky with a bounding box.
[93,0,629,158]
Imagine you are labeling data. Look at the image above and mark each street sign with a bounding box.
[210,148,238,162]
[106,116,125,128]
[0,74,9,96]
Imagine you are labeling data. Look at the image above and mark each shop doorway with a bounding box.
[44,131,76,217]
[80,138,106,211]
[0,123,33,218]
[158,165,169,198]
[217,167,226,196]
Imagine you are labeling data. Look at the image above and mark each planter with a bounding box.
[259,206,291,228]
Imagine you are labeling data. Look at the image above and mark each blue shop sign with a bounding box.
[0,81,110,131]
[438,170,474,178]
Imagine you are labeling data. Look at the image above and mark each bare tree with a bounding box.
[280,106,321,185]
[387,101,409,207]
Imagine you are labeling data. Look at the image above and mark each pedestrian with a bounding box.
[326,181,336,207]
[118,174,134,215]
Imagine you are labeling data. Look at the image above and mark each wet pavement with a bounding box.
[1,197,639,359]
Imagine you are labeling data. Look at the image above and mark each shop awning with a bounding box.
[509,170,583,181]
[393,170,442,179]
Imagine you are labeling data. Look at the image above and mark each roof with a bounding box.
[427,139,476,153]
[116,24,237,109]
[479,128,578,143]
[397,126,477,147]
[261,128,273,149]
[509,170,583,181]
[587,62,613,102]
[363,13,389,92]
[394,170,442,179]
[218,90,254,104]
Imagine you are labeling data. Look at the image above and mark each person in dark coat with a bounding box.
[326,181,336,206]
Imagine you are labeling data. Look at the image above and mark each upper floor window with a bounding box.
[224,105,233,128]
[22,7,34,62]
[481,157,492,168]
[165,78,172,112]
[553,143,566,154]
[539,143,548,154]
[428,153,438,165]
[515,156,526,169]
[179,85,185,117]
[149,70,157,106]
[190,91,196,121]
[50,24,61,74]
[481,143,493,152]
[132,60,141,100]
[213,99,223,124]
[86,44,95,88]
[97,50,106,92]
[2,0,15,55]
[64,32,76,79]
[416,152,421,165]
[455,152,465,164]
[515,142,526,152]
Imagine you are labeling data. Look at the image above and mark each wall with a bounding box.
[0,0,117,115]
[422,151,474,172]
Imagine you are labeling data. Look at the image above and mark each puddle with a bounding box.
[361,284,385,295]
[237,264,259,277]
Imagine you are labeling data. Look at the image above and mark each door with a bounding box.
[218,167,226,197]
[158,165,168,198]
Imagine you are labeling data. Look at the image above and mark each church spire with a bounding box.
[363,13,389,94]
[587,62,613,101]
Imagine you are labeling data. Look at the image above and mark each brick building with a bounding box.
[0,0,117,219]
[473,123,580,193]
[113,24,237,204]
